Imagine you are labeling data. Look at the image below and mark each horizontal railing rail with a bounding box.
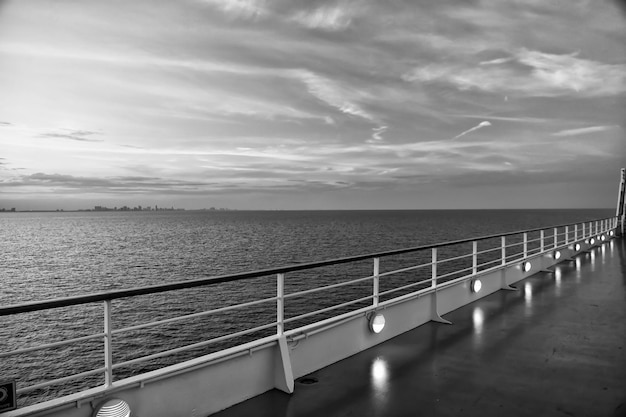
[0,215,618,409]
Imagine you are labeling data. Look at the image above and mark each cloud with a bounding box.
[551,125,617,137]
[370,125,387,141]
[198,0,266,19]
[40,130,102,142]
[453,121,492,139]
[404,48,626,97]
[290,4,354,31]
[295,70,376,122]
[0,121,12,126]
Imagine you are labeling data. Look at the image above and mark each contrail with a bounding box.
[453,121,491,139]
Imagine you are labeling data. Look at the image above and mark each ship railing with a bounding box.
[0,216,619,408]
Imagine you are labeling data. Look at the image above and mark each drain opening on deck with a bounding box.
[297,377,319,385]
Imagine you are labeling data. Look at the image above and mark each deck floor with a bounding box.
[213,238,626,417]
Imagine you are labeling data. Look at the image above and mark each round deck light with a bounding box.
[368,313,386,334]
[552,250,561,260]
[600,234,606,242]
[573,243,581,251]
[93,398,131,417]
[609,230,615,237]
[470,279,482,293]
[589,237,596,245]
[521,261,532,273]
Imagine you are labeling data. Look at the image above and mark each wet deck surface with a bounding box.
[213,238,626,417]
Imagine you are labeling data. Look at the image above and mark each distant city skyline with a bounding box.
[1,0,625,210]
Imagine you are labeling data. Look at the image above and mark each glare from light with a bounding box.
[609,230,614,237]
[472,307,485,336]
[574,243,581,251]
[470,279,482,293]
[93,399,131,417]
[600,234,606,242]
[524,282,533,308]
[553,250,561,260]
[522,261,532,273]
[371,357,389,393]
[369,313,386,334]
[590,237,596,245]
[554,268,562,293]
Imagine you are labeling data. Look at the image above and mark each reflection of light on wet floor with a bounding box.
[472,307,485,348]
[554,267,562,296]
[524,282,533,312]
[371,357,389,395]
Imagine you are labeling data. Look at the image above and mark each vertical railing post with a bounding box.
[553,228,558,249]
[472,241,477,275]
[574,224,578,241]
[540,230,544,253]
[431,249,437,289]
[277,273,285,335]
[523,233,528,258]
[103,300,113,387]
[565,226,569,245]
[501,236,506,266]
[373,258,380,306]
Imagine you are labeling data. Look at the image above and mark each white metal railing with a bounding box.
[0,216,618,407]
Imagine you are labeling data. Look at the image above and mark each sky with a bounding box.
[0,0,625,210]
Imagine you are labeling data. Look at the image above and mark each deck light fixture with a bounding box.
[470,279,482,293]
[93,398,131,417]
[368,312,386,334]
[609,230,615,237]
[521,261,532,273]
[600,234,606,242]
[573,243,581,251]
[589,237,596,245]
[552,250,561,260]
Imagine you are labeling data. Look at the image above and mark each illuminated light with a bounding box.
[521,261,532,273]
[552,250,561,260]
[590,237,596,245]
[600,234,606,242]
[470,279,482,293]
[93,399,131,417]
[609,230,615,237]
[574,243,581,251]
[584,239,590,244]
[369,313,386,334]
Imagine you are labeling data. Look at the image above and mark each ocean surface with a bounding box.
[0,209,614,406]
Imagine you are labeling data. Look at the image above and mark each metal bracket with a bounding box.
[274,336,294,394]
[500,271,518,291]
[430,291,452,325]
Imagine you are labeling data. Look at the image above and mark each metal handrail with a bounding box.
[1,215,616,316]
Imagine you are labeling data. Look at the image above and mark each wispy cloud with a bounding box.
[198,0,266,19]
[40,129,102,142]
[290,4,354,31]
[551,125,617,137]
[453,121,492,139]
[404,48,626,97]
[296,70,375,122]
